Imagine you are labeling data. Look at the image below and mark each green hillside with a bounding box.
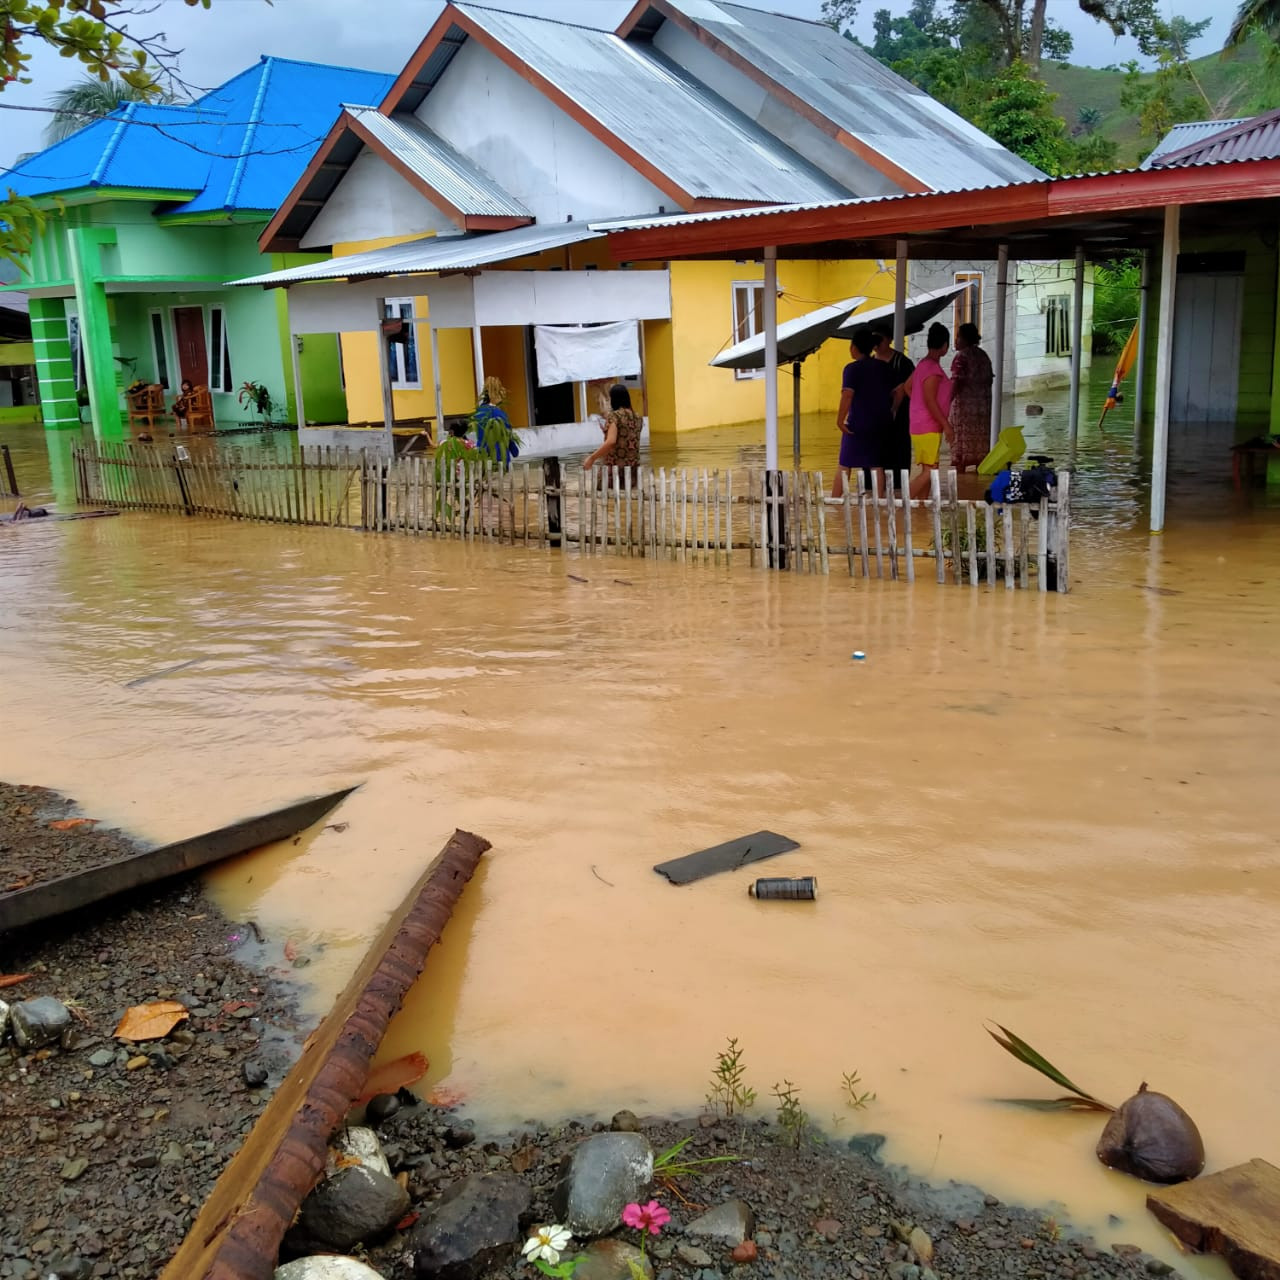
[1042,44,1268,169]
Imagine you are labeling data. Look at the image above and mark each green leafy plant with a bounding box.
[470,375,521,467]
[986,1022,1115,1112]
[772,1079,809,1148]
[237,381,275,425]
[706,1036,757,1118]
[842,1069,876,1111]
[652,1135,739,1183]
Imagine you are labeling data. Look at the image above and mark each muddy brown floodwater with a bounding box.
[1,401,1278,1278]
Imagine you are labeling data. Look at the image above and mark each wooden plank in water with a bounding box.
[1147,1159,1280,1280]
[654,830,801,886]
[160,827,490,1280]
[0,787,357,934]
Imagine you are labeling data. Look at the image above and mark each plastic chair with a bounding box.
[977,426,1027,476]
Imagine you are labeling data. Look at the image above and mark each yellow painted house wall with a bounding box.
[331,230,890,438]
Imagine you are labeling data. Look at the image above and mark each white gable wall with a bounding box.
[651,21,901,198]
[301,147,462,250]
[413,40,673,222]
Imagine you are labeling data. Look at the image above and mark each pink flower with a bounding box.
[621,1200,670,1235]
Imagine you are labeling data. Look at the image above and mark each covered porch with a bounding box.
[233,224,672,454]
[601,159,1280,531]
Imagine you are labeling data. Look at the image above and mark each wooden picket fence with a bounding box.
[73,444,1070,592]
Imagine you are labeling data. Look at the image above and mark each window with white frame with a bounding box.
[149,310,171,389]
[1045,294,1072,357]
[383,298,421,389]
[953,271,983,332]
[208,305,233,391]
[731,281,765,381]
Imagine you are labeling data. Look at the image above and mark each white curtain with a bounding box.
[534,321,641,386]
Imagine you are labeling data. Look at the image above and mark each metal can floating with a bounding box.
[749,876,817,900]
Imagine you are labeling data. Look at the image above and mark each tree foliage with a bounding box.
[1119,15,1214,154]
[1229,0,1280,48]
[962,0,1156,70]
[978,58,1071,173]
[43,75,165,143]
[1,0,209,263]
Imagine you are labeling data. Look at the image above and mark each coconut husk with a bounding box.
[1096,1082,1204,1184]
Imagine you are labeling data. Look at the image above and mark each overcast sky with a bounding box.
[0,0,1230,172]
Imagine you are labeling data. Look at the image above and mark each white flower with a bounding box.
[522,1223,573,1265]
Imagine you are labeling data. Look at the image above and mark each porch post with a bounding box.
[375,298,396,450]
[1134,248,1151,435]
[763,245,779,471]
[287,294,306,429]
[472,325,485,398]
[991,243,1009,448]
[428,323,445,440]
[68,226,122,439]
[1067,244,1085,445]
[893,239,908,351]
[1151,205,1180,533]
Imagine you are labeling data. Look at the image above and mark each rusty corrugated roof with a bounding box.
[1150,110,1280,169]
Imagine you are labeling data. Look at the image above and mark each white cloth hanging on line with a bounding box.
[534,321,641,386]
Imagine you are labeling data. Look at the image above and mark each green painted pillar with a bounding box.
[28,297,81,432]
[68,225,123,439]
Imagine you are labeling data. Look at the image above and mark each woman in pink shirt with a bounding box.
[905,322,953,499]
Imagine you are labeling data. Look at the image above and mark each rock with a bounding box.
[59,1157,89,1181]
[610,1109,641,1133]
[731,1242,758,1263]
[814,1218,842,1241]
[847,1133,886,1161]
[242,1061,268,1088]
[443,1124,475,1150]
[48,1256,90,1280]
[675,1245,713,1267]
[1096,1084,1204,1183]
[365,1093,401,1126]
[685,1200,755,1247]
[575,1239,654,1280]
[159,1142,184,1166]
[286,1165,409,1254]
[409,1172,530,1279]
[908,1226,933,1264]
[87,1050,114,1068]
[552,1132,653,1238]
[10,997,72,1050]
[887,1265,921,1280]
[329,1127,391,1179]
[125,1055,148,1071]
[1145,1263,1175,1277]
[0,998,9,1041]
[274,1260,387,1280]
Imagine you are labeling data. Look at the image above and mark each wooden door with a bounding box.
[173,307,209,388]
[1171,273,1243,424]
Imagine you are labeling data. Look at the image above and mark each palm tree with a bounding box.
[43,77,161,144]
[1230,0,1280,47]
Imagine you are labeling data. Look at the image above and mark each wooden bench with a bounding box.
[174,385,214,432]
[126,383,166,430]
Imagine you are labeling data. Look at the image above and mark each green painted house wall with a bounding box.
[19,203,344,437]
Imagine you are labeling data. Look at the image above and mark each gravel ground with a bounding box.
[362,1109,1184,1280]
[0,782,304,1280]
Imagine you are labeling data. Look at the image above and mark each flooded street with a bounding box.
[1,394,1278,1277]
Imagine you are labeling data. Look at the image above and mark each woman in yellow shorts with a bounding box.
[905,322,953,499]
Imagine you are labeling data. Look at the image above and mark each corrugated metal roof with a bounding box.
[653,0,1046,192]
[177,58,395,213]
[344,107,531,219]
[232,220,604,287]
[1140,118,1247,169]
[452,3,848,205]
[5,57,394,214]
[1149,110,1280,170]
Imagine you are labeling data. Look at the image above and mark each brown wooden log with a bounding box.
[1147,1159,1280,1280]
[161,828,491,1280]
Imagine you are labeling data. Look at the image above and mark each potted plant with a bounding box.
[238,380,275,426]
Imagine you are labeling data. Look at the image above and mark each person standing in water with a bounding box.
[870,324,915,482]
[832,327,895,499]
[905,322,953,499]
[948,322,994,471]
[583,383,642,486]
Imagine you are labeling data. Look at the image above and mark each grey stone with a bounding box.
[59,1157,89,1181]
[286,1165,409,1254]
[242,1061,268,1088]
[328,1127,390,1179]
[46,1258,89,1280]
[365,1093,401,1125]
[87,1050,114,1068]
[846,1133,886,1161]
[0,999,9,1042]
[552,1132,653,1238]
[410,1172,530,1280]
[575,1240,654,1280]
[887,1265,921,1280]
[274,1260,386,1280]
[11,998,72,1050]
[675,1245,712,1267]
[610,1109,641,1133]
[685,1200,754,1247]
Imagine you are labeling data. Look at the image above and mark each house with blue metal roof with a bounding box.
[240,0,1067,442]
[5,55,394,436]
